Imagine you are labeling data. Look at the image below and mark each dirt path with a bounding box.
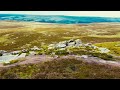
[1,55,120,68]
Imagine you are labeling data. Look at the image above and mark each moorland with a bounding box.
[0,21,120,79]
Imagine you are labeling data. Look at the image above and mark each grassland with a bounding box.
[1,21,120,79]
[0,21,120,52]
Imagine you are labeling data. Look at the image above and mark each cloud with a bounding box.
[0,11,120,17]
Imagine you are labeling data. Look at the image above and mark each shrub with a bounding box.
[91,53,113,60]
[26,52,30,56]
[2,58,25,66]
[54,50,69,55]
[2,72,18,79]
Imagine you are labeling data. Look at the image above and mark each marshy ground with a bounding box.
[1,21,120,79]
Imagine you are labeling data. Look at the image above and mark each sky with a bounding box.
[0,11,120,17]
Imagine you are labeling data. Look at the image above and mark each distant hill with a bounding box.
[0,14,120,24]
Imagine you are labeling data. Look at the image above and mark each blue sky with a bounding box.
[0,11,120,17]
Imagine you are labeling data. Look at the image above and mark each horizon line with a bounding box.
[0,13,120,18]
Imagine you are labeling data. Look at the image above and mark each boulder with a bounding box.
[91,45,98,49]
[11,51,21,55]
[48,44,56,49]
[29,51,37,56]
[98,48,110,53]
[30,46,41,51]
[75,39,82,44]
[68,39,74,43]
[56,43,66,48]
[22,49,28,53]
[48,44,55,47]
[68,42,75,47]
[84,43,92,47]
[17,53,26,58]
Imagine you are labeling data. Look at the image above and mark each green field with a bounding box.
[1,21,120,79]
[1,21,120,52]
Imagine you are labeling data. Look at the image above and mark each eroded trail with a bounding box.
[1,55,120,68]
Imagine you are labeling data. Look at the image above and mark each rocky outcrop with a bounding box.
[0,39,111,64]
[48,39,83,49]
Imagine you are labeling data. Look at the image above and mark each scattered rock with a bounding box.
[22,49,28,53]
[30,46,41,51]
[48,39,83,49]
[11,51,21,55]
[68,39,74,43]
[56,43,66,48]
[17,53,26,58]
[29,51,37,56]
[48,44,56,49]
[98,48,110,53]
[0,50,7,54]
[84,43,92,47]
[68,42,75,47]
[75,39,82,47]
[91,45,98,49]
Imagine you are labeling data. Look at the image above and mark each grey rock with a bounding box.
[48,44,55,47]
[29,51,37,56]
[98,48,110,53]
[48,44,56,49]
[30,46,41,51]
[56,43,66,48]
[68,39,74,43]
[68,42,75,47]
[11,51,21,55]
[0,50,7,54]
[22,49,28,53]
[17,53,26,58]
[84,43,92,47]
[75,39,82,44]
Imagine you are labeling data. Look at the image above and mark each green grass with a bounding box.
[0,22,120,51]
[3,58,26,66]
[1,21,120,79]
[95,42,120,56]
[1,58,120,79]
